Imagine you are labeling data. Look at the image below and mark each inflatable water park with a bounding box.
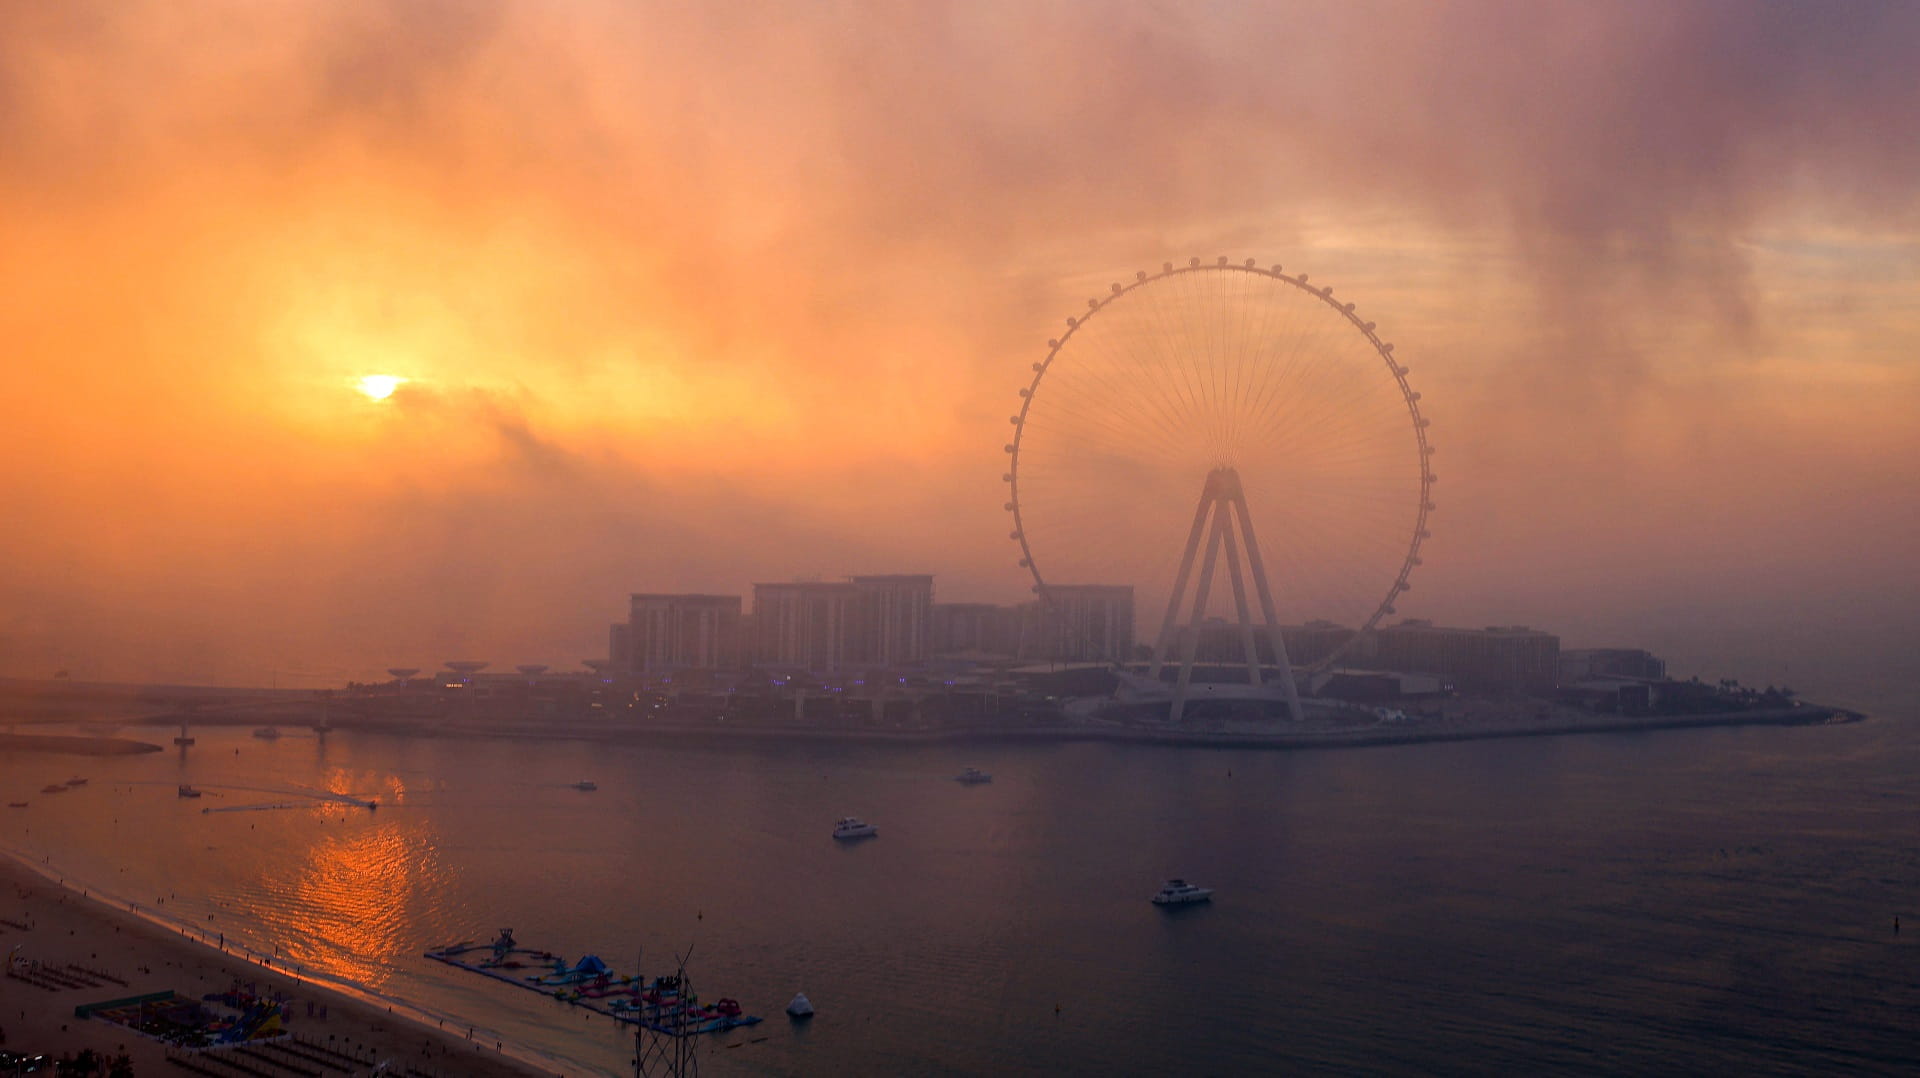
[424,929,763,1034]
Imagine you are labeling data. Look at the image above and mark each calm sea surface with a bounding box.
[3,702,1916,1076]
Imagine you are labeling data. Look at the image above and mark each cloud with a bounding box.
[1,1,1917,693]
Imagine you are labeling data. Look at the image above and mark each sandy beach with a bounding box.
[0,855,564,1078]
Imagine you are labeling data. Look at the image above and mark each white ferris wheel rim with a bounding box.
[1002,256,1436,673]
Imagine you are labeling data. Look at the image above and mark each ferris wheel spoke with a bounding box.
[1049,327,1194,458]
[1031,364,1184,457]
[1010,262,1430,677]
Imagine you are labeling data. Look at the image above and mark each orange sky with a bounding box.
[3,2,1917,701]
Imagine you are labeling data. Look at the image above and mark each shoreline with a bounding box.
[0,849,583,1077]
[125,702,1861,754]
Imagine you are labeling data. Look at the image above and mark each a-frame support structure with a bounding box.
[1147,467,1304,723]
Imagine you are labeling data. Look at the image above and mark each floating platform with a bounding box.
[424,937,762,1034]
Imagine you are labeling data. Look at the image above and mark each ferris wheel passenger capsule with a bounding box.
[1217,256,1229,266]
[1189,257,1201,267]
[1004,444,1015,453]
[1137,270,1147,281]
[1019,558,1031,568]
[1245,258,1256,268]
[1381,342,1394,352]
[1363,322,1376,331]
[1163,262,1173,272]
[1018,388,1031,397]
[1343,302,1355,312]
[1111,283,1122,294]
[1270,265,1282,274]
[1004,502,1015,512]
[1010,416,1020,424]
[1066,316,1077,327]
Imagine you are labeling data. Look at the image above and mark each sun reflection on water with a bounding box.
[263,815,446,991]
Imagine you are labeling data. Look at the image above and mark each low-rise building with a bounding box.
[1371,620,1560,694]
[1558,648,1666,684]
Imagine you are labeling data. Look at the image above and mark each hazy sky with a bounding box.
[3,1,1916,700]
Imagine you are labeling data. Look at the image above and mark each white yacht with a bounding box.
[832,817,878,840]
[251,727,282,740]
[954,767,992,784]
[571,780,598,791]
[1151,879,1213,906]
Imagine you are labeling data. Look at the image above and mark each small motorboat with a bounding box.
[40,784,67,795]
[786,992,814,1019]
[954,767,992,784]
[251,727,282,740]
[1151,878,1214,906]
[832,816,878,840]
[177,784,203,799]
[64,777,89,787]
[571,780,598,791]
[6,802,27,809]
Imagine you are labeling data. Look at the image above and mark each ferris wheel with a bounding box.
[1004,257,1435,720]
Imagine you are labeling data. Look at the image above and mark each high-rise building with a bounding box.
[931,602,1022,656]
[628,593,743,672]
[1371,620,1559,693]
[850,574,933,666]
[752,582,862,669]
[1026,585,1135,663]
[608,622,633,677]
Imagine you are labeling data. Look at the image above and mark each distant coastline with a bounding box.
[0,732,165,755]
[119,702,1862,753]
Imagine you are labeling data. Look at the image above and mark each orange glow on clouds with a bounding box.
[1,2,1916,697]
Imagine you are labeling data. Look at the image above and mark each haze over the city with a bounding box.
[3,1,1916,703]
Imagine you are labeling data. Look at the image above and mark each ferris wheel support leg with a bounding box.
[1149,488,1217,683]
[1172,508,1228,723]
[1228,490,1305,722]
[1219,524,1264,689]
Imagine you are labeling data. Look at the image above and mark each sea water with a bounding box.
[2,700,1916,1076]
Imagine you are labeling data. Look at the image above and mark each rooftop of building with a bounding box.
[1382,620,1556,637]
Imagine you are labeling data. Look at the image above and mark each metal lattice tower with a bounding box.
[634,951,700,1078]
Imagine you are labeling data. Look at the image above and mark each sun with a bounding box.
[356,375,406,401]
